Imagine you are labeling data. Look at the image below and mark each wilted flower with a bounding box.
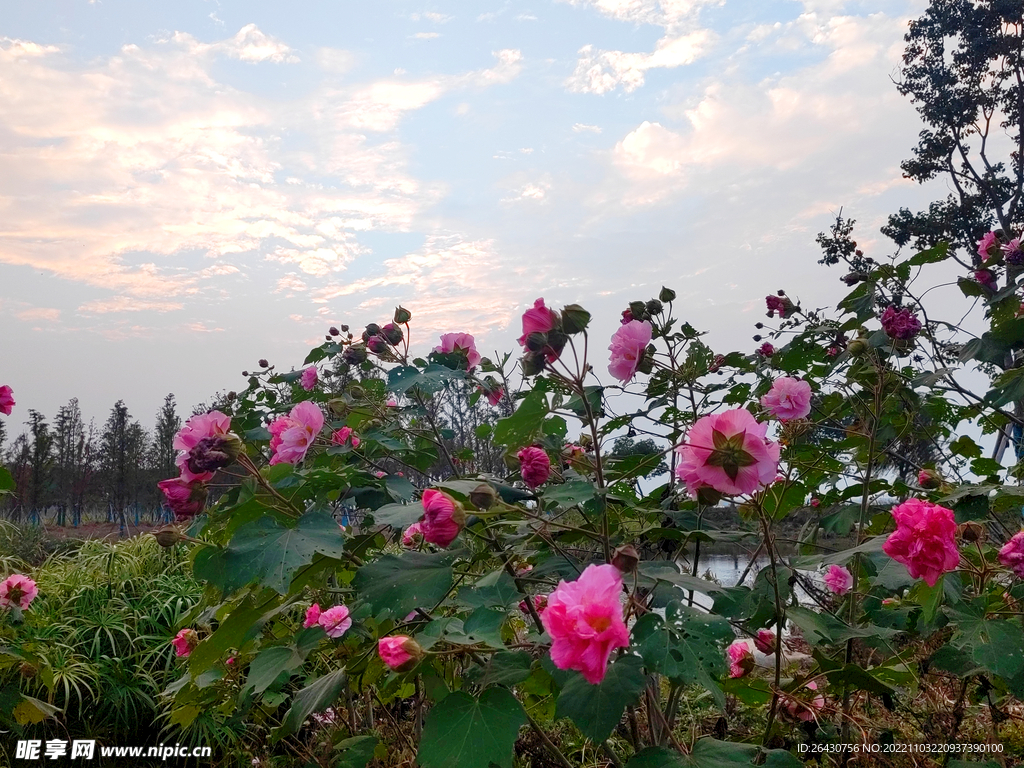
[880,306,922,341]
[518,594,548,615]
[0,574,38,610]
[331,426,360,448]
[765,295,795,319]
[173,411,234,483]
[540,564,630,684]
[754,628,776,655]
[978,230,1000,260]
[303,604,321,629]
[171,629,198,658]
[917,469,942,489]
[1003,238,1023,265]
[402,522,424,548]
[783,680,825,722]
[185,434,241,476]
[975,269,998,292]
[757,342,775,357]
[727,640,755,678]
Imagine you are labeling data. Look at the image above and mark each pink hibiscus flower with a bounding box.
[882,498,960,586]
[608,320,653,382]
[268,401,325,465]
[434,333,482,369]
[0,574,38,610]
[760,377,812,421]
[173,411,233,482]
[673,408,780,497]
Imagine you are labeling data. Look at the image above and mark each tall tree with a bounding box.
[883,1,1024,253]
[152,393,181,479]
[25,410,53,514]
[100,401,133,518]
[53,398,86,525]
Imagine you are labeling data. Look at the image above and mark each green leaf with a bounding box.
[555,655,646,743]
[335,735,378,768]
[786,606,899,646]
[957,276,988,298]
[565,385,605,420]
[459,607,506,648]
[0,467,14,494]
[367,502,422,529]
[417,687,526,768]
[388,364,465,394]
[245,627,323,695]
[493,388,548,449]
[274,669,348,741]
[837,281,876,320]
[626,747,689,768]
[542,480,598,507]
[631,602,731,709]
[904,241,949,266]
[474,651,534,688]
[196,510,345,594]
[353,550,457,617]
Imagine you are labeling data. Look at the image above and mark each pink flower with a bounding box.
[402,522,424,548]
[268,401,325,465]
[0,574,38,610]
[171,628,198,658]
[978,230,1000,260]
[386,399,398,407]
[420,489,464,548]
[673,408,780,497]
[757,342,775,357]
[1003,238,1023,265]
[173,411,232,482]
[318,605,352,638]
[998,531,1024,578]
[157,478,207,520]
[540,564,630,685]
[331,426,360,448]
[765,295,794,319]
[783,680,825,722]
[760,377,812,421]
[918,469,942,489]
[608,320,653,382]
[300,366,319,391]
[754,629,776,655]
[519,298,559,343]
[879,306,922,341]
[882,498,960,587]
[518,594,548,615]
[477,378,504,406]
[810,498,820,508]
[517,446,551,488]
[975,269,998,291]
[823,564,853,596]
[727,640,754,678]
[378,636,423,671]
[0,385,14,416]
[434,333,482,369]
[304,604,322,629]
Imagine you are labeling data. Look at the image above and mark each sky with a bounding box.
[0,0,940,433]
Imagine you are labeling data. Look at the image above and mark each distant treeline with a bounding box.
[0,394,183,527]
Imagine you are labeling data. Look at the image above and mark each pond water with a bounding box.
[680,552,815,609]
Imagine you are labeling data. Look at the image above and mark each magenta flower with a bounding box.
[420,489,464,548]
[998,531,1024,578]
[882,498,960,586]
[727,640,754,678]
[608,320,653,382]
[268,401,325,465]
[879,306,922,341]
[978,230,1000,260]
[303,604,322,629]
[517,446,551,488]
[974,269,998,291]
[917,469,942,489]
[753,629,776,655]
[757,342,775,357]
[173,411,233,483]
[765,295,794,319]
[300,366,319,391]
[171,628,198,658]
[823,564,853,595]
[402,522,424,548]
[318,605,352,638]
[1003,238,1023,265]
[331,426,360,448]
[434,333,482,369]
[0,574,38,610]
[673,408,780,497]
[0,385,14,416]
[157,478,208,520]
[783,680,825,722]
[378,636,423,671]
[540,564,630,685]
[519,298,559,343]
[760,377,812,421]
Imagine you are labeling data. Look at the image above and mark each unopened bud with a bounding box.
[258,359,269,368]
[226,391,236,401]
[19,663,37,679]
[917,469,942,489]
[847,338,869,356]
[343,345,367,365]
[361,323,381,342]
[659,286,676,303]
[367,335,389,354]
[561,304,591,335]
[154,526,186,548]
[521,351,546,377]
[612,544,639,574]
[327,398,350,417]
[394,306,412,324]
[628,301,647,320]
[645,299,663,316]
[381,322,404,345]
[469,483,498,510]
[329,327,340,336]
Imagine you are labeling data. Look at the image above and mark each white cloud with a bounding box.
[502,180,551,203]
[412,32,441,40]
[78,297,185,314]
[14,307,61,323]
[567,30,713,93]
[410,12,452,23]
[561,0,720,27]
[173,23,299,63]
[316,47,356,74]
[573,123,602,133]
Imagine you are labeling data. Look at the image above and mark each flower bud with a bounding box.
[847,338,869,356]
[343,345,367,365]
[258,359,269,368]
[958,521,985,543]
[394,306,412,324]
[381,323,404,345]
[521,352,546,376]
[628,301,647,321]
[367,335,390,354]
[329,327,340,336]
[327,398,350,417]
[154,525,186,548]
[917,469,942,489]
[469,483,498,510]
[645,299,663,316]
[561,304,591,334]
[659,286,676,303]
[187,433,242,474]
[612,544,639,574]
[378,636,425,672]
